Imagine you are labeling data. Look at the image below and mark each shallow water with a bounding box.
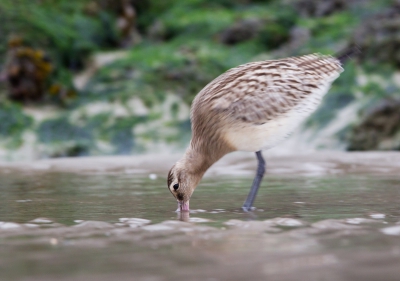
[1,170,400,281]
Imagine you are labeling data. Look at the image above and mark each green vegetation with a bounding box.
[0,100,33,149]
[0,0,119,68]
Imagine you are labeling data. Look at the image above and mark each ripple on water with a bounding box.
[0,222,21,230]
[369,213,386,219]
[118,218,151,228]
[223,217,305,233]
[188,217,211,223]
[74,221,114,229]
[142,224,174,232]
[273,218,304,227]
[380,225,400,236]
[345,218,380,225]
[311,219,363,230]
[29,218,53,224]
[189,209,207,214]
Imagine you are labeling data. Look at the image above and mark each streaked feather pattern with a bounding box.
[190,54,343,152]
[193,54,342,123]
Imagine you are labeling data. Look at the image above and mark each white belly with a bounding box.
[224,93,324,152]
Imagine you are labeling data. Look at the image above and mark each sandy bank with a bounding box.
[1,151,399,177]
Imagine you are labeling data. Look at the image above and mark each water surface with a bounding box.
[1,170,400,281]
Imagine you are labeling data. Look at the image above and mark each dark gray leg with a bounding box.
[242,151,265,212]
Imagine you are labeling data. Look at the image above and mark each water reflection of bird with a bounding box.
[168,53,344,212]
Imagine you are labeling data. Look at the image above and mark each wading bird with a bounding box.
[167,53,347,212]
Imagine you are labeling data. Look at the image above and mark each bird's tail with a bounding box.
[336,45,361,65]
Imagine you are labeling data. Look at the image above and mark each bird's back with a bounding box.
[190,54,343,153]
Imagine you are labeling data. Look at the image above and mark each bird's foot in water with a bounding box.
[242,206,256,212]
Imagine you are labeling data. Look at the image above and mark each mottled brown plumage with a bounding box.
[168,53,343,211]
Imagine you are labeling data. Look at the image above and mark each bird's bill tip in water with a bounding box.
[176,200,190,212]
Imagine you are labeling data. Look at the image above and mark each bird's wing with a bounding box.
[193,54,343,124]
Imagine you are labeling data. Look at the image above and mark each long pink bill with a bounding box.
[176,201,190,212]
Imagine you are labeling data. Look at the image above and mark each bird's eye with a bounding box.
[173,183,179,190]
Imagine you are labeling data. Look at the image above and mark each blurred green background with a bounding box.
[1,0,400,161]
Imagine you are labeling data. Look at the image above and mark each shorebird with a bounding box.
[168,53,345,212]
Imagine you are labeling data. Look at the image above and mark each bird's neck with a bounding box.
[180,145,223,177]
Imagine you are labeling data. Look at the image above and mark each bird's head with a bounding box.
[167,162,201,212]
